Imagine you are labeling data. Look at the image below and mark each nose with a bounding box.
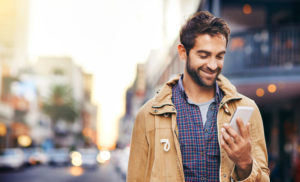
[207,58,218,71]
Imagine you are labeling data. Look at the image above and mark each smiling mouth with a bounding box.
[201,69,217,76]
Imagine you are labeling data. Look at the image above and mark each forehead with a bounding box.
[192,33,227,53]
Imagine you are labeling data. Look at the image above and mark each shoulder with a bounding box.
[137,98,155,117]
[134,97,157,125]
[236,93,257,107]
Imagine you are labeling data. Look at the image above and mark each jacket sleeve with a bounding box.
[127,110,149,182]
[231,102,270,182]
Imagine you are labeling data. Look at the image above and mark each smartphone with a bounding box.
[230,106,254,134]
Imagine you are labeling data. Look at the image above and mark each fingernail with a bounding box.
[221,128,225,132]
[224,123,229,127]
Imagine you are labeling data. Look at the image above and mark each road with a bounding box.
[0,162,125,182]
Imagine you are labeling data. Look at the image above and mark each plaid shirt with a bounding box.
[172,76,224,182]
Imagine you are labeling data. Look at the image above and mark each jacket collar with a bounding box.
[151,74,242,114]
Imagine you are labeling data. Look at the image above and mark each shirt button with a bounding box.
[205,128,208,132]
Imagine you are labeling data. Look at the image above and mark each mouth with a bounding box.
[200,69,218,77]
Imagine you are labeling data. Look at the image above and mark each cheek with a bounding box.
[190,57,207,67]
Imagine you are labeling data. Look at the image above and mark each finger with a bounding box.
[223,123,241,143]
[221,128,235,147]
[246,122,251,138]
[236,117,248,138]
[220,134,232,156]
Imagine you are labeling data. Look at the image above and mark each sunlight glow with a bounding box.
[29,0,163,148]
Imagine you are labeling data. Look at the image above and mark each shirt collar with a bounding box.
[178,74,222,104]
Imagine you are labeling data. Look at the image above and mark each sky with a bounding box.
[28,0,164,148]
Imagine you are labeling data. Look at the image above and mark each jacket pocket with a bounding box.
[150,124,179,181]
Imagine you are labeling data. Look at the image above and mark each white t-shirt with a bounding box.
[187,98,215,126]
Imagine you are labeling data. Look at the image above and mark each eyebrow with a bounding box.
[196,50,226,55]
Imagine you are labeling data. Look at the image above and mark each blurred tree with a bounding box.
[42,85,78,135]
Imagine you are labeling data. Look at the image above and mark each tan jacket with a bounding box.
[127,75,270,182]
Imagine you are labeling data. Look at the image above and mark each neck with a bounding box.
[182,72,216,103]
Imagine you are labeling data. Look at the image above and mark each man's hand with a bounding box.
[220,118,253,180]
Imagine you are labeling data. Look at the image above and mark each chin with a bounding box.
[203,82,215,88]
[202,78,217,87]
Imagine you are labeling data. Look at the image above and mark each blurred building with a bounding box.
[118,64,146,148]
[121,0,300,181]
[34,56,84,103]
[0,0,30,150]
[0,55,98,150]
[32,56,97,148]
[145,0,200,92]
[81,73,98,147]
[0,0,30,75]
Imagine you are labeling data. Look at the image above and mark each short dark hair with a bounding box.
[180,11,230,55]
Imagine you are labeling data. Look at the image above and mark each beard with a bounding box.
[186,56,220,88]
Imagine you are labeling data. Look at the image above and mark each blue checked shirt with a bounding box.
[172,76,224,182]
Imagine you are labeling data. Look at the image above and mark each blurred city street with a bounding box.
[0,161,125,182]
[0,0,299,181]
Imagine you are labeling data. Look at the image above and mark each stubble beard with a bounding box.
[186,56,220,88]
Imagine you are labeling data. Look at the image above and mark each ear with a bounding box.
[177,44,187,61]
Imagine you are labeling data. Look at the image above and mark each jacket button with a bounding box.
[223,174,227,178]
[172,107,175,111]
[154,109,158,113]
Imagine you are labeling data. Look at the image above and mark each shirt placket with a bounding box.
[174,78,223,182]
[192,104,207,182]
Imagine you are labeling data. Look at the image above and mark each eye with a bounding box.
[216,53,225,60]
[216,56,224,60]
[199,55,208,59]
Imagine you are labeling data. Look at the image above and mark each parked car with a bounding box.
[29,148,49,165]
[47,148,70,166]
[23,148,34,166]
[23,148,49,166]
[0,148,25,170]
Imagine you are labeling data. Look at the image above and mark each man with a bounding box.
[127,11,269,182]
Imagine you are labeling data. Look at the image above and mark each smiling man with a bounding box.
[127,11,270,182]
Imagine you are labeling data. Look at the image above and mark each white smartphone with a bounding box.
[230,106,254,134]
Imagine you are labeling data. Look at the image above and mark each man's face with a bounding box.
[186,34,226,88]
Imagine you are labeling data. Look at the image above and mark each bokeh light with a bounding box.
[0,123,6,136]
[243,4,252,15]
[70,151,82,167]
[256,88,265,97]
[268,84,277,93]
[17,135,32,147]
[97,150,111,164]
[69,166,84,176]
